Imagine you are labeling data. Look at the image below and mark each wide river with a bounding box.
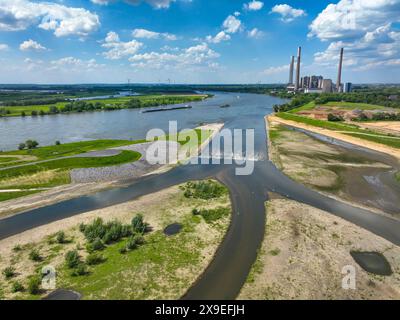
[0,92,278,151]
[1,92,400,300]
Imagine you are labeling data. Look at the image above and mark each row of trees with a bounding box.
[18,140,39,150]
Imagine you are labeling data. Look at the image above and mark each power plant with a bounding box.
[336,47,344,93]
[288,55,295,85]
[287,46,349,94]
[295,46,301,91]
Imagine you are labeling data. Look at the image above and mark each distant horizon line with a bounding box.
[0,82,399,87]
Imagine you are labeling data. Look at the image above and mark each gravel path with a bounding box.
[71,141,179,183]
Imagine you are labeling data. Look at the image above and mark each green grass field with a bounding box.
[2,139,143,161]
[0,190,41,202]
[0,128,214,202]
[0,151,141,181]
[276,112,400,149]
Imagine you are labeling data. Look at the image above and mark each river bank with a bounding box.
[269,115,400,160]
[0,180,231,300]
[266,116,400,218]
[239,198,400,300]
[0,123,223,219]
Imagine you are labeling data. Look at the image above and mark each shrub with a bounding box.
[29,249,42,262]
[87,238,104,252]
[327,113,344,122]
[65,250,80,269]
[83,218,132,244]
[79,223,86,233]
[131,214,149,234]
[119,247,127,254]
[27,276,41,294]
[25,139,39,149]
[56,231,66,244]
[86,253,105,266]
[31,110,38,116]
[183,180,226,200]
[55,140,61,145]
[21,111,26,117]
[126,234,145,251]
[193,207,230,224]
[12,244,22,252]
[71,264,88,277]
[12,281,24,293]
[18,143,26,150]
[81,218,107,242]
[126,237,138,251]
[2,266,16,280]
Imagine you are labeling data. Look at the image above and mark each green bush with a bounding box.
[2,266,16,280]
[65,250,80,269]
[183,180,226,200]
[81,218,107,242]
[192,207,230,224]
[87,238,104,252]
[86,253,105,266]
[29,249,42,262]
[56,231,67,244]
[12,244,22,252]
[126,237,137,251]
[82,218,133,244]
[327,113,344,122]
[27,276,41,294]
[131,214,149,234]
[11,281,24,293]
[71,263,88,277]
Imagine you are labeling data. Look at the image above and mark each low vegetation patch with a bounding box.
[182,180,227,200]
[192,207,230,224]
[0,150,141,180]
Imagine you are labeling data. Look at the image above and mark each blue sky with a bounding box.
[0,0,399,84]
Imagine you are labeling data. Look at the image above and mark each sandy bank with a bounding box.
[268,115,400,161]
[239,199,400,300]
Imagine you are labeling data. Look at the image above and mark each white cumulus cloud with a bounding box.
[129,43,219,70]
[310,0,400,72]
[270,4,306,23]
[102,31,143,60]
[0,0,100,37]
[20,39,47,52]
[247,28,264,39]
[132,28,177,40]
[243,1,264,12]
[91,0,189,9]
[222,15,242,34]
[206,31,231,44]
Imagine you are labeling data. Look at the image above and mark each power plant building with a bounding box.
[286,46,347,94]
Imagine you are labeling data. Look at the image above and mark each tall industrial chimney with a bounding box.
[295,47,301,91]
[336,48,344,92]
[289,56,295,85]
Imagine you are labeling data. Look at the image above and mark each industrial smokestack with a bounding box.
[295,47,301,91]
[336,48,344,92]
[289,56,295,85]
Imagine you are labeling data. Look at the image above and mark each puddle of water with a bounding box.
[42,289,81,300]
[164,223,183,236]
[350,251,393,276]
